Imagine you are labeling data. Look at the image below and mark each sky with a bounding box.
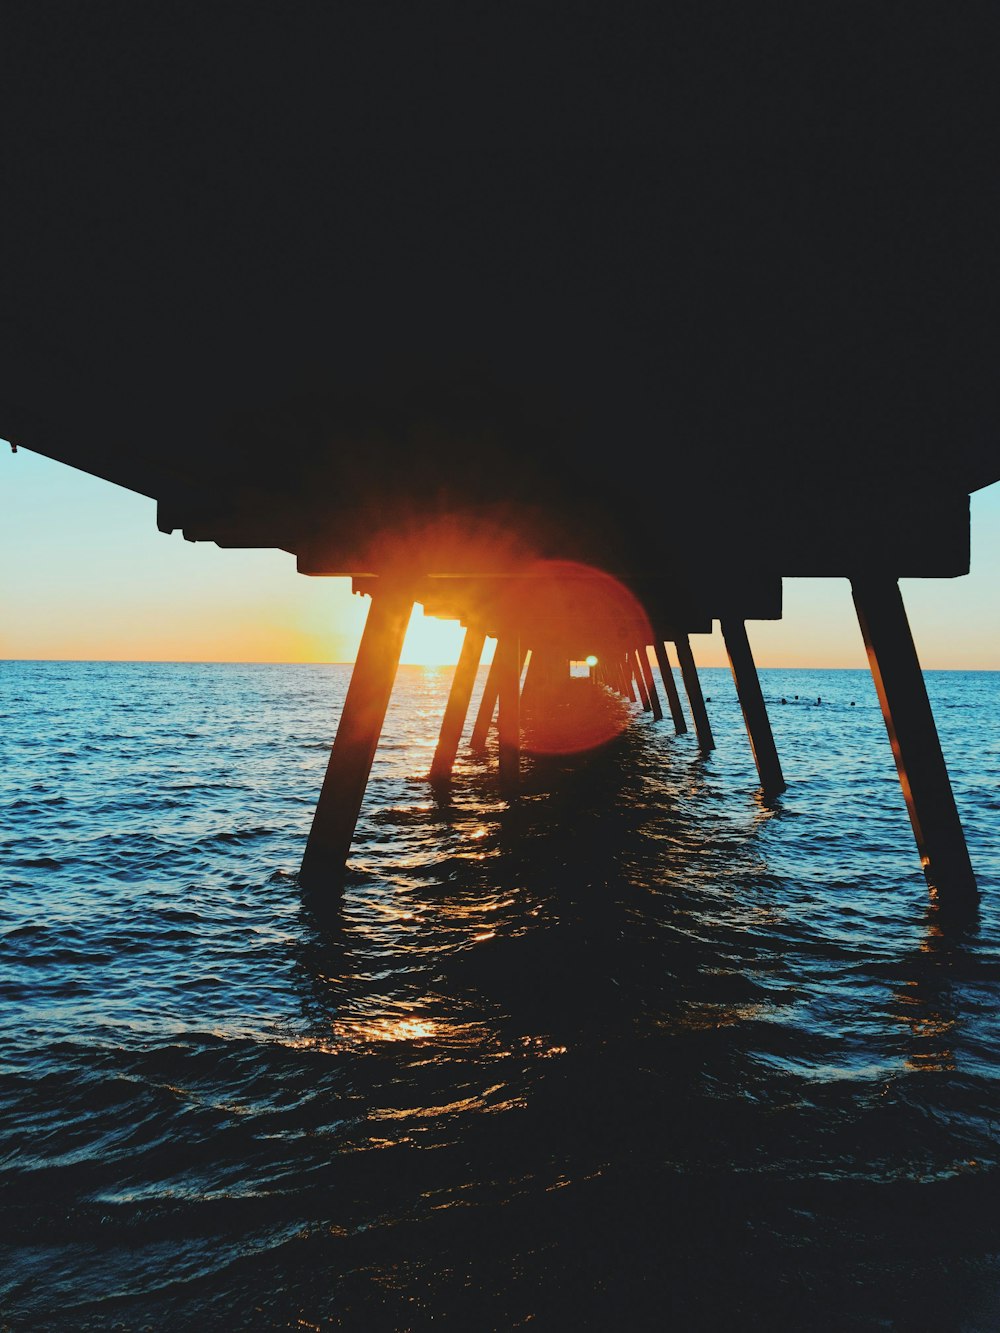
[2,445,999,668]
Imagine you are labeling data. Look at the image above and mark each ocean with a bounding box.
[2,660,1000,1331]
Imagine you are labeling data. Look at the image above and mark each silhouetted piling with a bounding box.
[674,635,714,751]
[722,619,785,798]
[654,640,687,734]
[633,648,652,711]
[852,578,977,905]
[497,634,522,789]
[430,626,486,786]
[469,652,501,749]
[637,645,663,720]
[300,583,414,892]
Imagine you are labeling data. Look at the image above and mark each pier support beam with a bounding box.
[625,653,639,703]
[637,646,663,721]
[654,640,687,734]
[470,642,526,750]
[674,635,715,751]
[520,645,543,708]
[722,619,786,798]
[633,648,652,711]
[497,634,522,789]
[300,582,414,893]
[613,658,626,698]
[852,578,977,905]
[430,626,486,786]
[469,647,502,750]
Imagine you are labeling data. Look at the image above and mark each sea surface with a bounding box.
[3,660,1000,1331]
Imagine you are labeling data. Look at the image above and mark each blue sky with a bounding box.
[2,445,998,667]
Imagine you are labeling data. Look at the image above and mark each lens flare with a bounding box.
[497,559,653,756]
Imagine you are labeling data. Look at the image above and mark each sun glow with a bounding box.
[400,604,492,666]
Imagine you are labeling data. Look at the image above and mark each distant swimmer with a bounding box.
[816,697,821,705]
[781,697,787,705]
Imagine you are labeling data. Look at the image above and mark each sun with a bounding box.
[400,604,481,666]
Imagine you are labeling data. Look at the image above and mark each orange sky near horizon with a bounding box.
[3,448,999,669]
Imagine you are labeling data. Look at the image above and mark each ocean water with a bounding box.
[2,660,1000,1331]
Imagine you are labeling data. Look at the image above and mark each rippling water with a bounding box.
[3,660,1000,1331]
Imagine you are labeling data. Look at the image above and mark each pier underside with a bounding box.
[2,4,996,911]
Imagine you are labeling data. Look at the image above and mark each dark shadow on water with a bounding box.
[754,786,786,816]
[258,735,1000,1332]
[927,882,982,935]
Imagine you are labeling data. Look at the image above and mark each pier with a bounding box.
[3,5,996,912]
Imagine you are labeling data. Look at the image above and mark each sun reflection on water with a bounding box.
[350,1015,438,1042]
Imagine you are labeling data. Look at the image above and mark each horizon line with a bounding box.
[2,658,997,672]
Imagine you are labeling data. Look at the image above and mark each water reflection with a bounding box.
[343,1015,438,1043]
[890,902,980,1075]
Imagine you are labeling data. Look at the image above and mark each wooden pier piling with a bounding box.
[633,649,652,711]
[674,636,715,752]
[722,619,786,798]
[430,626,486,786]
[497,634,522,789]
[300,583,414,892]
[626,655,640,704]
[654,640,687,734]
[852,578,977,905]
[469,648,502,750]
[637,645,663,721]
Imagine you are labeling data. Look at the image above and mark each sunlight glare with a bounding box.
[401,604,473,666]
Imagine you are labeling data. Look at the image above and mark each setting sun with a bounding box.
[399,604,494,666]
